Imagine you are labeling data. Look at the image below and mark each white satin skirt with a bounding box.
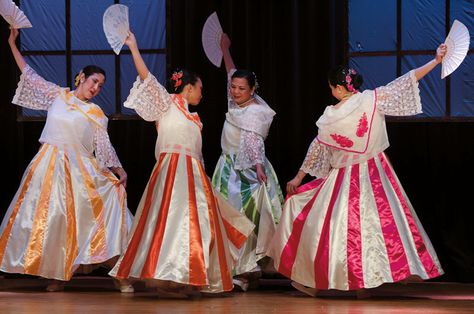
[110,153,254,293]
[0,143,133,281]
[267,152,443,290]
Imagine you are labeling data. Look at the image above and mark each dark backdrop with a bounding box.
[0,0,472,282]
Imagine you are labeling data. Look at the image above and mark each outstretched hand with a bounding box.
[220,33,231,51]
[435,43,447,64]
[8,28,19,46]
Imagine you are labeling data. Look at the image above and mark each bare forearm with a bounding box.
[130,46,149,81]
[295,170,306,181]
[9,41,26,71]
[222,48,235,73]
[414,58,440,81]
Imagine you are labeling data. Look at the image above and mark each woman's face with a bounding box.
[80,73,105,100]
[186,78,203,106]
[230,77,255,105]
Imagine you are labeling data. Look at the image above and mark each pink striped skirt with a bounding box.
[267,152,443,290]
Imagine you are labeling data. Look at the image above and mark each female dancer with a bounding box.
[211,33,284,291]
[0,29,133,292]
[110,32,253,297]
[268,44,447,297]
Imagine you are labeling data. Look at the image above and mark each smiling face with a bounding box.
[230,77,255,105]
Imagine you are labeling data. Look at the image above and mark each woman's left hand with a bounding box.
[435,43,447,64]
[112,167,128,188]
[256,163,267,184]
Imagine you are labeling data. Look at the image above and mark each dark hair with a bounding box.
[74,65,106,87]
[328,66,363,91]
[168,68,200,94]
[231,69,258,89]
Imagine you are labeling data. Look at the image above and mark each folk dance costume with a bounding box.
[0,65,133,281]
[267,70,443,291]
[109,72,254,293]
[212,69,283,275]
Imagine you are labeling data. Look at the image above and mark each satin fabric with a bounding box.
[110,153,254,293]
[212,153,283,275]
[267,153,443,291]
[0,144,133,280]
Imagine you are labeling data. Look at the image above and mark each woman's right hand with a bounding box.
[220,33,231,51]
[286,175,303,195]
[8,28,19,46]
[124,30,138,50]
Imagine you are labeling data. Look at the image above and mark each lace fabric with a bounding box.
[235,129,265,170]
[376,70,422,116]
[300,137,332,178]
[12,64,60,110]
[123,72,171,121]
[93,124,122,169]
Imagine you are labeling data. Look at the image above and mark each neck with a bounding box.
[73,89,89,102]
[340,92,355,101]
[237,97,254,108]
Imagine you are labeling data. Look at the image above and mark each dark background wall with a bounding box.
[0,0,472,282]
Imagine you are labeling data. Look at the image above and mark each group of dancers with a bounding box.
[0,26,447,298]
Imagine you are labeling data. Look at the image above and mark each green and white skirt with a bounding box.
[212,153,283,275]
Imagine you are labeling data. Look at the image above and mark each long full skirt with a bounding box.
[267,152,443,290]
[0,143,133,281]
[212,153,283,275]
[110,153,254,293]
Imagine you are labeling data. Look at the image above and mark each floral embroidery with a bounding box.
[356,112,368,137]
[330,134,354,148]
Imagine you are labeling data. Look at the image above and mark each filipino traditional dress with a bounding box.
[212,69,283,275]
[109,72,254,293]
[267,70,443,290]
[0,65,133,281]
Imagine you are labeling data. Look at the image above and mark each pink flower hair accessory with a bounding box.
[345,68,358,92]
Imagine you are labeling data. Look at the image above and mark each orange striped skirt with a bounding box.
[110,152,254,293]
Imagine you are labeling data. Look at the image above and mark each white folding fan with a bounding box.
[0,0,32,28]
[442,20,470,79]
[202,12,223,67]
[103,4,129,55]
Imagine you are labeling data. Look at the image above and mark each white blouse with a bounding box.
[12,65,122,169]
[302,70,421,177]
[124,72,203,162]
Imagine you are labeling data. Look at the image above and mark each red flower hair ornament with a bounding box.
[171,70,184,91]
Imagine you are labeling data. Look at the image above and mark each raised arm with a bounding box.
[8,28,26,71]
[122,31,171,121]
[124,31,149,80]
[221,33,236,73]
[414,44,447,81]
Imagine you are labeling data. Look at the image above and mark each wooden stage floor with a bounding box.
[1,277,473,313]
